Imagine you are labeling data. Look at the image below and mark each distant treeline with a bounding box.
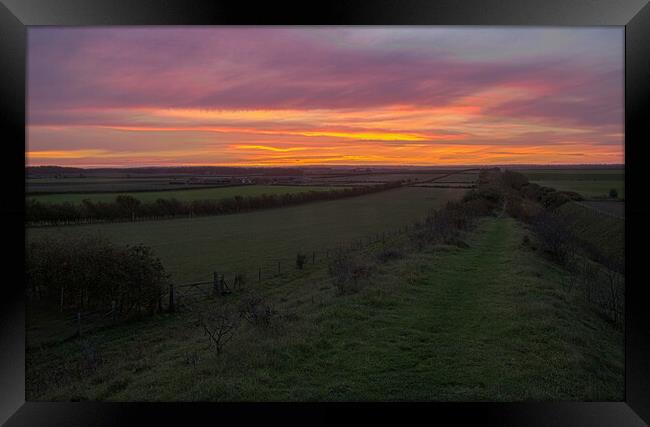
[26,181,402,226]
[27,165,304,177]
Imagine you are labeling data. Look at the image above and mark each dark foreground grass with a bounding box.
[26,217,623,401]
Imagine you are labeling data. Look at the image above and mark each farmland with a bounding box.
[517,168,624,199]
[28,185,345,205]
[27,186,466,283]
[24,167,624,402]
[27,176,226,194]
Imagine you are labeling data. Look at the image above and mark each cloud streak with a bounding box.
[27,27,624,166]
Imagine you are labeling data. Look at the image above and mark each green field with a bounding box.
[28,185,345,205]
[27,187,466,283]
[27,176,212,194]
[26,217,623,400]
[518,169,624,199]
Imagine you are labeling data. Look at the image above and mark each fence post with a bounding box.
[258,267,262,283]
[278,261,281,275]
[59,287,64,312]
[213,272,219,295]
[312,251,316,264]
[111,300,116,322]
[76,312,81,337]
[169,284,175,312]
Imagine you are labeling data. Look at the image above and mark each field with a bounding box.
[24,167,624,402]
[27,176,218,194]
[28,185,345,205]
[517,168,624,199]
[26,217,623,400]
[27,186,466,283]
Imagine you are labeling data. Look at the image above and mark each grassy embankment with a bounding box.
[26,216,623,401]
[555,202,624,268]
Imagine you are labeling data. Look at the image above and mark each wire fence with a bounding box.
[165,221,417,311]
[49,215,421,344]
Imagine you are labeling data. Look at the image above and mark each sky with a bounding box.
[26,27,624,167]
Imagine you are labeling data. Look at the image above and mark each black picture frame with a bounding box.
[1,0,649,425]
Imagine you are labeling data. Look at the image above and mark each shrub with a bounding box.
[376,248,405,263]
[26,235,167,317]
[530,211,577,266]
[506,197,543,223]
[560,191,583,202]
[520,182,542,201]
[540,191,572,209]
[463,188,502,206]
[239,295,276,327]
[328,251,372,294]
[502,170,529,190]
[609,188,618,199]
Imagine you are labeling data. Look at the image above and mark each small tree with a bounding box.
[115,195,141,221]
[198,308,238,354]
[609,188,618,199]
[328,250,372,294]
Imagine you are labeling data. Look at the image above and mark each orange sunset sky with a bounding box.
[26,27,624,167]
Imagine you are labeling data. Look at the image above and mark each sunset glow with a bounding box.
[27,27,624,167]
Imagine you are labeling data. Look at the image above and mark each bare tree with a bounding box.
[198,309,238,354]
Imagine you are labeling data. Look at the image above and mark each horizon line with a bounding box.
[27,163,625,170]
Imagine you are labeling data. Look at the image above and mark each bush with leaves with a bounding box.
[26,235,167,317]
